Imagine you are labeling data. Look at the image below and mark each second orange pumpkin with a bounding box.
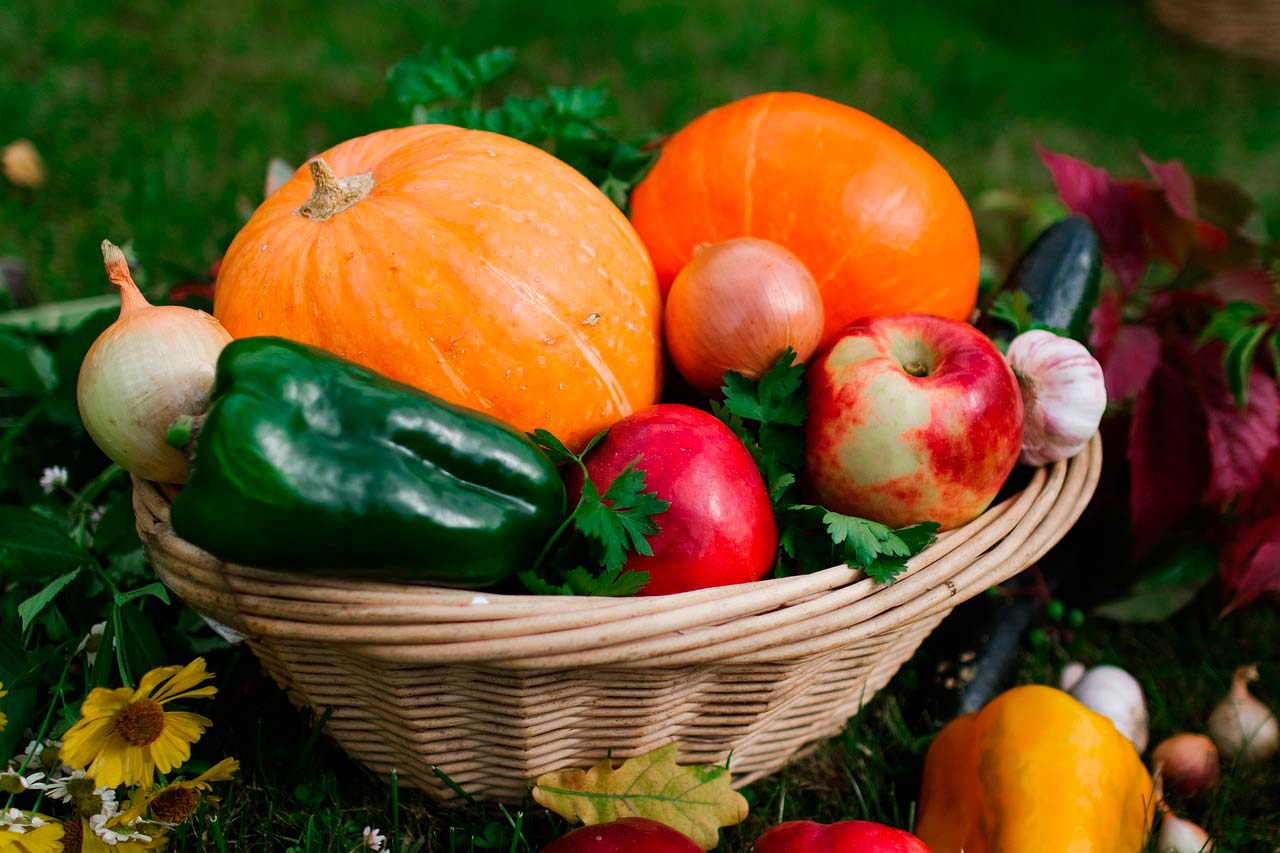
[214,126,663,450]
[630,92,979,344]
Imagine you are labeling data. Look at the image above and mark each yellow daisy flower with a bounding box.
[61,659,216,788]
[0,809,62,853]
[119,757,238,827]
[0,681,8,732]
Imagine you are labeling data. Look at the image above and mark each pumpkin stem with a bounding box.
[297,158,374,222]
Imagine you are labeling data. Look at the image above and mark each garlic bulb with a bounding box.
[1005,330,1106,465]
[1061,662,1149,753]
[77,241,232,483]
[1207,664,1278,763]
[1158,812,1214,853]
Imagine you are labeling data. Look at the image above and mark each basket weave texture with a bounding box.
[1151,0,1280,62]
[133,434,1100,803]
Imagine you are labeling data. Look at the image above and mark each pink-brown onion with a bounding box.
[664,238,823,395]
[1152,734,1219,799]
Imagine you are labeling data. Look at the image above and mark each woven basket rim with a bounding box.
[134,433,1101,669]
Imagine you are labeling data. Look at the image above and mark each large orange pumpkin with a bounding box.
[630,92,979,345]
[214,126,662,449]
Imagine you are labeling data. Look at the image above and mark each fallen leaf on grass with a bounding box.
[532,743,748,850]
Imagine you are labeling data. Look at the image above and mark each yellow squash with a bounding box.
[915,685,1155,852]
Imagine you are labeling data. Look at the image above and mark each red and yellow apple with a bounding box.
[805,314,1023,530]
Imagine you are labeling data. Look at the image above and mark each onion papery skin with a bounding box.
[664,238,823,395]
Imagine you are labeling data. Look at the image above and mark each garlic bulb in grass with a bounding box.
[77,240,231,483]
[1207,664,1277,763]
[1005,330,1106,465]
[1158,811,1214,853]
[1061,662,1149,753]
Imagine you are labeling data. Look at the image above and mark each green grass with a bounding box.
[3,0,1280,302]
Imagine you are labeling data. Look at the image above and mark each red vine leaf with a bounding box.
[1128,361,1211,552]
[1193,346,1280,505]
[1103,325,1161,402]
[1089,289,1122,360]
[1221,514,1280,613]
[1038,146,1147,294]
[1139,153,1198,220]
[1203,269,1275,316]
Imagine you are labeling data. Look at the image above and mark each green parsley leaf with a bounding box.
[529,428,578,466]
[522,431,668,595]
[518,566,650,597]
[776,504,939,583]
[715,348,807,509]
[864,522,940,584]
[988,291,1034,336]
[721,350,806,427]
[574,459,670,571]
[387,46,652,211]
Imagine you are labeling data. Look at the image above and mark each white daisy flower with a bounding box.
[12,738,68,775]
[90,812,151,845]
[75,622,108,668]
[38,465,68,494]
[0,768,43,794]
[362,826,386,851]
[0,807,45,834]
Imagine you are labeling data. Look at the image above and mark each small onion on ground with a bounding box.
[1152,734,1219,799]
[1207,665,1277,764]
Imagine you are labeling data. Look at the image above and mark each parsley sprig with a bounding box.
[710,348,807,505]
[519,429,669,596]
[386,46,656,210]
[714,350,940,584]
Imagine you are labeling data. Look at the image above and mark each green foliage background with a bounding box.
[3,0,1280,302]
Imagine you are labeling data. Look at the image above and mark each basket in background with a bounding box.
[1151,0,1280,62]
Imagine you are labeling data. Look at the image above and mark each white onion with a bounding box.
[1207,664,1278,764]
[77,241,231,483]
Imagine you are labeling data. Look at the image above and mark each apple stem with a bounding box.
[903,359,930,377]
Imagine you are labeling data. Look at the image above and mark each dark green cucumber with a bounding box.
[1005,216,1102,340]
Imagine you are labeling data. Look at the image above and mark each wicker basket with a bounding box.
[1151,0,1280,62]
[132,434,1101,803]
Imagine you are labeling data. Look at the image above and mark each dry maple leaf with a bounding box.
[532,743,748,850]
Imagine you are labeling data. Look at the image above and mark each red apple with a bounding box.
[805,314,1022,530]
[754,820,933,852]
[576,404,777,595]
[541,818,702,852]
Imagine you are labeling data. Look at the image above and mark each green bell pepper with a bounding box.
[169,337,567,588]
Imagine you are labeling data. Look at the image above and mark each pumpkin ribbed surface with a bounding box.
[630,92,979,345]
[214,126,662,449]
